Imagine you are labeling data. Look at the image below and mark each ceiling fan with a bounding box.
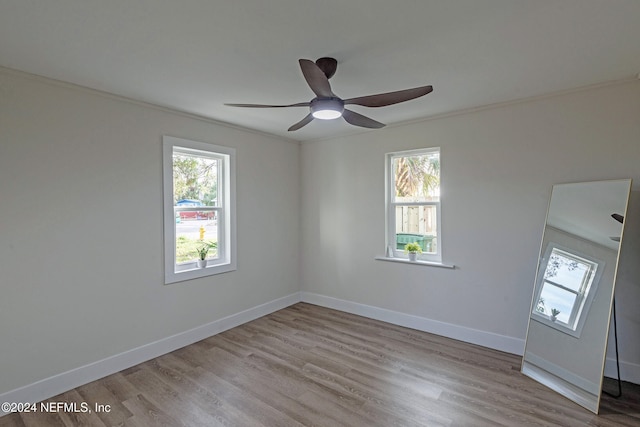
[610,213,624,242]
[225,57,433,131]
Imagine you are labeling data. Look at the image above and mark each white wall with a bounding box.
[2,66,639,403]
[300,79,640,377]
[0,69,301,396]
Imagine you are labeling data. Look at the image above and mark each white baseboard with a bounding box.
[604,357,640,385]
[4,290,635,418]
[522,361,599,413]
[299,293,640,386]
[0,292,300,417]
[524,352,600,396]
[300,292,525,356]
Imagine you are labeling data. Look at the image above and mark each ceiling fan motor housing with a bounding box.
[315,57,338,79]
[310,97,344,120]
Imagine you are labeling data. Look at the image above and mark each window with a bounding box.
[386,147,441,262]
[163,136,236,284]
[532,245,603,337]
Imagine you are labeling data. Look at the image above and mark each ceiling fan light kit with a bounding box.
[310,97,344,120]
[226,57,433,131]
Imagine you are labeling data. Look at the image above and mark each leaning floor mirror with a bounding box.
[522,179,632,413]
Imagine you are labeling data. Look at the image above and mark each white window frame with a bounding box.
[531,243,604,338]
[163,136,236,284]
[385,147,442,263]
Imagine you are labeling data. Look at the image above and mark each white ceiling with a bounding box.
[1,0,639,142]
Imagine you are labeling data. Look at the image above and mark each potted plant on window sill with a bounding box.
[404,242,422,262]
[550,308,560,322]
[196,241,217,268]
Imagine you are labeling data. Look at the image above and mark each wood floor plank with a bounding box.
[76,380,133,426]
[17,409,66,427]
[300,361,450,426]
[186,367,304,427]
[120,394,181,427]
[0,415,25,427]
[4,302,640,426]
[124,365,220,426]
[100,372,141,403]
[148,354,264,426]
[54,389,108,427]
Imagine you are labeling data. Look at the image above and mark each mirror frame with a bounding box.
[521,179,632,413]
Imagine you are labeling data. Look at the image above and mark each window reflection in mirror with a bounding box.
[532,244,603,338]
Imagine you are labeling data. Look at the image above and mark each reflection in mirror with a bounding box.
[522,179,631,414]
[532,244,603,337]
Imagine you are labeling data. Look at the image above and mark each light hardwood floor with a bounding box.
[2,303,640,426]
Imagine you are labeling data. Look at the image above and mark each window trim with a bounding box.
[163,136,236,284]
[385,147,442,263]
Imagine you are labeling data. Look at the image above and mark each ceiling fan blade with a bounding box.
[288,113,314,131]
[299,59,334,98]
[225,102,309,108]
[344,85,433,108]
[342,109,385,129]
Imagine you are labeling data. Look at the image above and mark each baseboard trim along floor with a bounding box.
[3,291,638,416]
[0,292,300,416]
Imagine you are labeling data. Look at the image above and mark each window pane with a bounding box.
[395,205,437,253]
[538,282,576,324]
[544,249,591,292]
[393,152,439,202]
[173,153,219,207]
[175,212,219,264]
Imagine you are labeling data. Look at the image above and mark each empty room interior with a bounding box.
[2,1,640,426]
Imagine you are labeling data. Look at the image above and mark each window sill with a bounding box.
[531,313,582,338]
[165,262,236,285]
[375,256,455,269]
